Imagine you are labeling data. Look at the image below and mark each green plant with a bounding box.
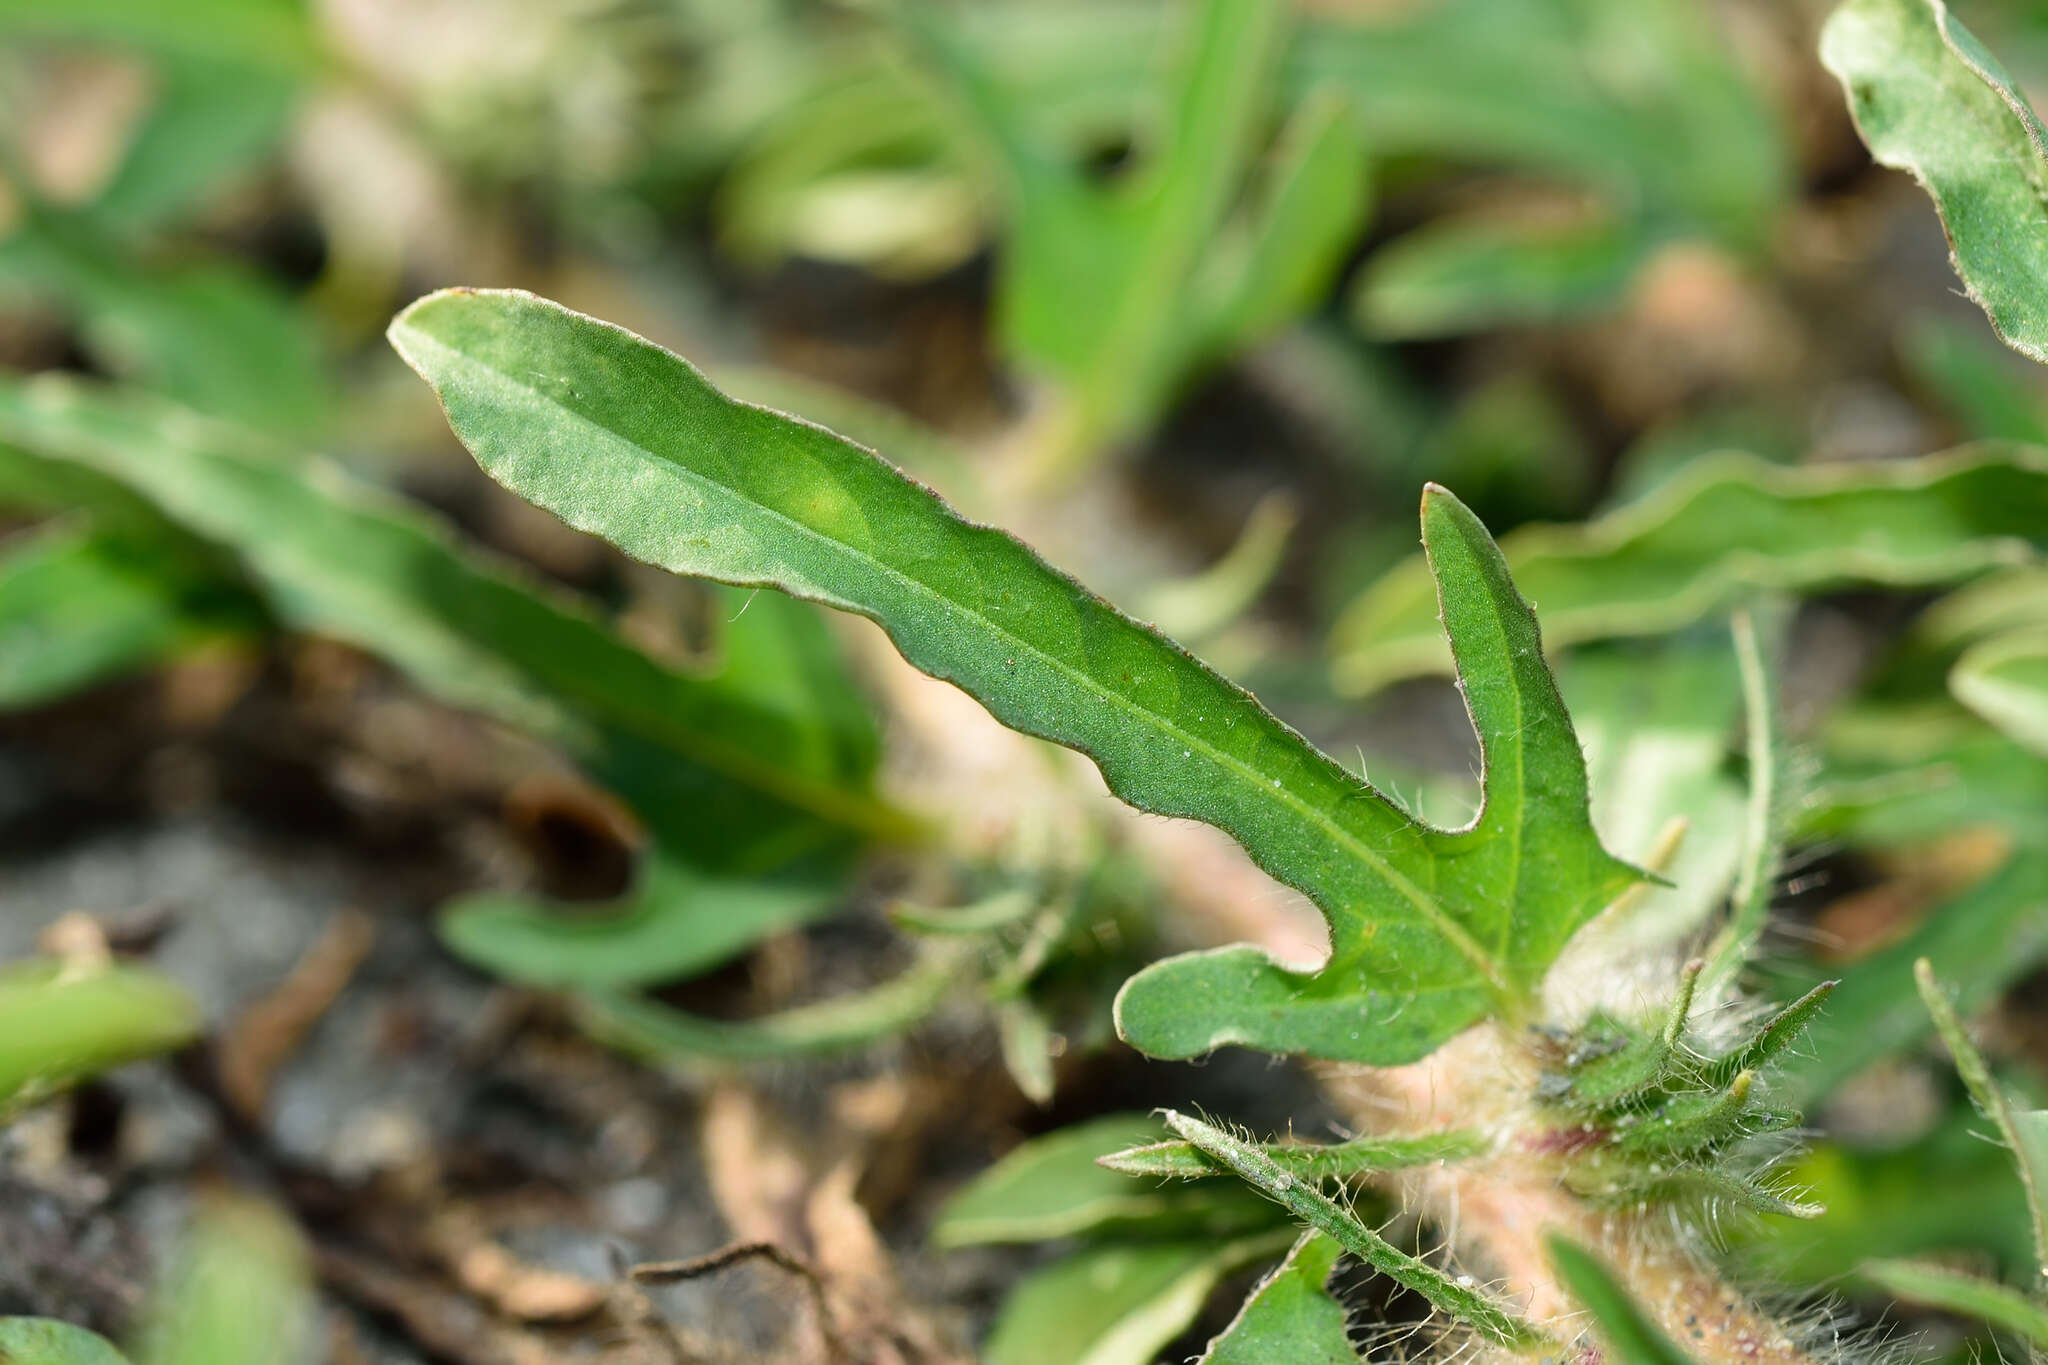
[387,286,1900,1360]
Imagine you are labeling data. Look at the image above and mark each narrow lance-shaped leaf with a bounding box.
[1547,1235,1701,1365]
[0,376,909,869]
[1860,1260,2048,1349]
[391,287,1640,1065]
[1198,1231,1360,1365]
[1333,448,2048,694]
[1822,0,2048,364]
[1916,958,2048,1276]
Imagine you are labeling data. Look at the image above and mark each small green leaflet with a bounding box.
[1822,0,2048,365]
[1333,448,2048,694]
[1860,1260,2048,1349]
[391,287,1640,1066]
[1198,1232,1359,1365]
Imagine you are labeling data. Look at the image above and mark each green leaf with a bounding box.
[1772,849,2048,1108]
[389,286,1639,1066]
[934,1114,1280,1248]
[1098,1128,1484,1182]
[1197,1232,1358,1365]
[1332,448,2048,694]
[1899,316,2048,445]
[1353,211,1644,341]
[1564,639,1746,956]
[1807,701,2048,850]
[1916,959,2048,1275]
[0,959,201,1114]
[0,215,327,438]
[1951,628,2048,759]
[1822,0,2048,365]
[0,0,322,76]
[0,376,908,870]
[1735,1113,2040,1284]
[1163,1111,1541,1348]
[1860,1260,2048,1349]
[437,854,841,991]
[1547,1235,1700,1365]
[0,1319,131,1365]
[903,0,1365,472]
[89,57,300,234]
[0,523,246,708]
[574,949,964,1064]
[982,1231,1297,1365]
[136,1197,310,1365]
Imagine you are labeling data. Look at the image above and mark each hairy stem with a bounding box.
[1352,1026,1824,1364]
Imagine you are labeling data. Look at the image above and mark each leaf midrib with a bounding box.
[413,327,1510,992]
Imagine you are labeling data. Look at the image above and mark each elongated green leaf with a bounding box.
[0,959,200,1113]
[0,376,907,869]
[1951,629,2048,759]
[576,950,963,1064]
[1861,1260,2048,1349]
[1772,849,2048,1108]
[0,524,248,708]
[935,1114,1279,1248]
[903,0,1363,471]
[391,287,1638,1065]
[1807,701,2048,850]
[983,1231,1297,1365]
[1353,212,1643,340]
[1198,1232,1358,1365]
[1333,448,2048,694]
[0,216,327,438]
[1822,0,2048,365]
[1736,1112,2039,1284]
[90,57,300,234]
[1547,1236,1699,1365]
[0,1319,131,1365]
[438,854,841,991]
[0,0,323,76]
[136,1197,310,1365]
[1164,1111,1540,1348]
[1099,1128,1484,1182]
[1916,959,2048,1274]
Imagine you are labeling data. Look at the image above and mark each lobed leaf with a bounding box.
[1197,1232,1359,1365]
[1822,0,2048,365]
[390,287,1640,1066]
[1333,448,2048,694]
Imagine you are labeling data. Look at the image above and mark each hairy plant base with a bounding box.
[1360,1026,1817,1364]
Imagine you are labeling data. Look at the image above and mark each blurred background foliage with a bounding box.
[6,0,2048,1360]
